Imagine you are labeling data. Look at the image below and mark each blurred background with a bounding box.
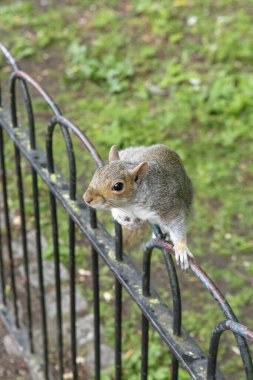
[1,0,253,379]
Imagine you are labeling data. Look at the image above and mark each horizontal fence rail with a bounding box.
[0,44,253,380]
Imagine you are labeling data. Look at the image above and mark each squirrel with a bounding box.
[83,144,194,270]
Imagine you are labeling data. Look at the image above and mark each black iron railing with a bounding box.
[0,44,252,380]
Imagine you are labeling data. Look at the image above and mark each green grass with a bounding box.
[1,0,253,379]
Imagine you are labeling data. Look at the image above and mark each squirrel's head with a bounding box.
[83,145,148,210]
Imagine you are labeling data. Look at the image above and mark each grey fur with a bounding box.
[118,144,193,222]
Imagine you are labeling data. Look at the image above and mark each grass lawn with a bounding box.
[1,0,253,379]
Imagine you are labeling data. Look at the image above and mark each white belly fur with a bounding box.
[111,206,159,225]
[127,206,159,224]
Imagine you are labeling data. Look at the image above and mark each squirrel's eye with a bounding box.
[112,182,124,192]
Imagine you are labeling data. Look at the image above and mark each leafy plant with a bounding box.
[66,41,134,93]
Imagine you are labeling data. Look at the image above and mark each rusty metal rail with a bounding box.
[0,44,252,380]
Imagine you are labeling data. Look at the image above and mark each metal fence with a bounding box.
[0,44,252,380]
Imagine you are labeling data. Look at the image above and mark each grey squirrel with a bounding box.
[83,144,194,270]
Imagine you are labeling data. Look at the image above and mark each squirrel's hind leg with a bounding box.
[174,244,193,270]
[160,215,193,270]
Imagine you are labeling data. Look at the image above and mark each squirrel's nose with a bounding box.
[83,191,93,205]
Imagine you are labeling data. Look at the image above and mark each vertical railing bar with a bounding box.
[89,208,97,230]
[8,55,49,370]
[162,250,181,380]
[91,247,101,380]
[48,117,79,378]
[141,246,152,380]
[60,122,78,380]
[142,247,152,298]
[162,250,181,335]
[207,328,221,380]
[10,72,34,352]
[141,314,149,380]
[14,145,34,352]
[0,79,2,108]
[89,207,101,380]
[49,193,64,380]
[69,218,78,379]
[0,212,6,305]
[31,169,49,379]
[47,118,78,379]
[0,127,19,327]
[115,222,123,262]
[115,279,122,380]
[142,243,182,380]
[170,357,179,380]
[114,221,123,380]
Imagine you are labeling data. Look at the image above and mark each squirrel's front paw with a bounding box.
[121,217,142,230]
[174,242,193,270]
[111,209,142,230]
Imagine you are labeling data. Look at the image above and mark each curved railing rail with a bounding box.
[0,44,252,380]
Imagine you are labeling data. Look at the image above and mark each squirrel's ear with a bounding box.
[109,145,120,163]
[130,162,148,184]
